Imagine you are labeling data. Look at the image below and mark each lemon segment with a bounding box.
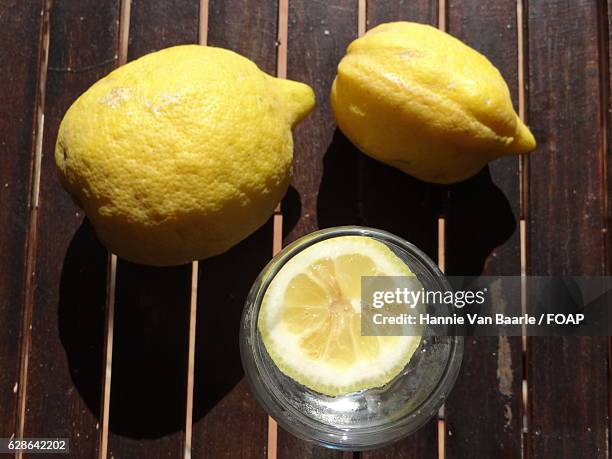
[258,236,422,396]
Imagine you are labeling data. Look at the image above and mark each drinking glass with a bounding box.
[240,226,463,450]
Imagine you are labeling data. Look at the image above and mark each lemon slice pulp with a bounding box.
[257,236,422,396]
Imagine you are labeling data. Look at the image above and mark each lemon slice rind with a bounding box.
[258,236,423,396]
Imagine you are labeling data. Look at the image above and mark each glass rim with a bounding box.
[240,226,464,450]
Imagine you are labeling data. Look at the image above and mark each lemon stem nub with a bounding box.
[508,116,537,155]
[274,77,316,127]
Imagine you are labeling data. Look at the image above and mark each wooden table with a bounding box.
[2,0,610,458]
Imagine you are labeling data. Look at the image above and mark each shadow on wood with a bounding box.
[108,258,191,439]
[317,129,443,259]
[318,129,516,274]
[192,186,300,417]
[59,219,191,439]
[59,202,301,440]
[445,167,517,276]
[192,220,273,419]
[58,219,107,427]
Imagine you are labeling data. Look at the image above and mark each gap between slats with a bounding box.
[184,2,208,459]
[268,1,288,458]
[99,254,117,459]
[595,0,611,455]
[597,0,610,261]
[437,1,447,458]
[517,0,529,450]
[16,2,51,458]
[98,1,131,458]
[183,259,199,459]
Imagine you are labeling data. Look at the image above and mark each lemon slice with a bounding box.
[258,235,423,396]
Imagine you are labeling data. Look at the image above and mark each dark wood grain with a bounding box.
[526,0,608,457]
[21,2,120,458]
[366,0,437,29]
[359,2,441,459]
[207,0,278,75]
[127,0,200,61]
[283,0,358,246]
[107,1,199,458]
[444,1,523,458]
[191,1,277,457]
[0,0,44,440]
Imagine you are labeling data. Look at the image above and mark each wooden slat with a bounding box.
[190,1,277,457]
[126,0,200,61]
[106,1,199,458]
[283,0,359,246]
[269,0,288,454]
[444,1,523,457]
[21,2,120,457]
[278,1,356,457]
[107,263,191,458]
[192,224,273,458]
[606,0,612,454]
[0,0,45,440]
[366,0,438,30]
[526,0,609,457]
[360,2,440,458]
[206,0,278,75]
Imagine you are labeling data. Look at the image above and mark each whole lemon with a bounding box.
[331,22,536,184]
[56,45,314,266]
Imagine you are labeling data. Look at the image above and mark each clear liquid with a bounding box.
[257,331,454,430]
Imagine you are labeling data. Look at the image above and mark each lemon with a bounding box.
[55,45,314,266]
[258,236,422,396]
[331,22,536,184]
